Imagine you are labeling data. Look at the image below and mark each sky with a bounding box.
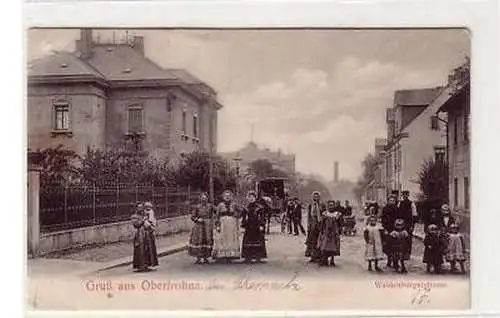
[27,28,470,181]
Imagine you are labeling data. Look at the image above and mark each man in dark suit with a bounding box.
[397,190,415,257]
[291,196,306,236]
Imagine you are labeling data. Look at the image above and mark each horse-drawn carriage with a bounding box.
[256,177,288,234]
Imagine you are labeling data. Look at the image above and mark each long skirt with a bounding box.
[212,216,241,259]
[133,228,158,270]
[317,232,341,256]
[242,226,267,260]
[305,223,321,259]
[445,234,466,261]
[188,220,214,258]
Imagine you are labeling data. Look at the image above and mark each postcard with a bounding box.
[26,27,470,311]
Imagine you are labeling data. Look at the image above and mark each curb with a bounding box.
[85,243,188,274]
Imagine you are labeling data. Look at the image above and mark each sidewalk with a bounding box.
[28,231,190,277]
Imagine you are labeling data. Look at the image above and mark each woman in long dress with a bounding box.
[317,200,343,267]
[305,191,326,262]
[212,190,241,262]
[143,201,159,269]
[241,191,267,263]
[188,192,215,264]
[132,203,157,272]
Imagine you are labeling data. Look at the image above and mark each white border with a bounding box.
[5,0,499,317]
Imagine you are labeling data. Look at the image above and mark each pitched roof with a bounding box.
[28,51,105,79]
[394,87,442,106]
[85,44,178,82]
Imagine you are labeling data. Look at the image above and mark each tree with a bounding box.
[78,148,174,186]
[38,145,80,185]
[175,151,237,196]
[353,152,379,201]
[417,157,449,206]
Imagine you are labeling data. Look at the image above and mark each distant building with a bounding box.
[437,80,470,213]
[362,138,387,206]
[384,87,446,201]
[27,29,222,162]
[220,142,296,176]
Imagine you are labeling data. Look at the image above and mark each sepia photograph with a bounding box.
[26,27,470,311]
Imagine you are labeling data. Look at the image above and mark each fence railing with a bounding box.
[40,183,200,233]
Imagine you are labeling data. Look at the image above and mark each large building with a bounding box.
[220,141,296,176]
[437,79,470,213]
[384,87,446,201]
[27,29,222,161]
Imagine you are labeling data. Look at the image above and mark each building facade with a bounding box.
[437,81,470,213]
[28,29,222,161]
[384,87,446,201]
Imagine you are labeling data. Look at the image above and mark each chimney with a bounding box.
[132,36,144,55]
[76,28,93,59]
[334,161,339,183]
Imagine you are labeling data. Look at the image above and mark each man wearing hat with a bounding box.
[397,190,416,258]
[291,196,306,236]
[305,191,326,262]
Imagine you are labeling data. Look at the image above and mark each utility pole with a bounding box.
[208,106,215,203]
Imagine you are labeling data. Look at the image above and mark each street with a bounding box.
[97,222,467,280]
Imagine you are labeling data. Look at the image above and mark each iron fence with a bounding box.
[40,183,201,233]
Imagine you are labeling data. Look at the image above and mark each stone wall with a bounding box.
[38,215,191,255]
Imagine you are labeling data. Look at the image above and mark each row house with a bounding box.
[437,78,470,213]
[28,29,223,162]
[384,87,446,201]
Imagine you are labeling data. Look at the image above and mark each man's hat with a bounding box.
[391,190,400,196]
[428,224,438,231]
[401,190,410,195]
[293,196,299,200]
[143,201,153,208]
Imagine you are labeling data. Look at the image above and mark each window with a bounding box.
[182,110,187,134]
[464,177,470,210]
[454,177,459,207]
[430,115,439,130]
[193,114,198,138]
[435,147,446,163]
[54,102,70,130]
[128,106,143,133]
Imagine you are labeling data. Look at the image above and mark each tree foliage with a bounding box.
[353,152,380,201]
[78,148,174,186]
[38,145,80,185]
[417,157,449,204]
[247,159,288,181]
[175,151,237,196]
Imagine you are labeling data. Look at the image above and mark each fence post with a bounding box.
[165,185,169,218]
[116,183,120,213]
[92,183,96,225]
[64,183,68,224]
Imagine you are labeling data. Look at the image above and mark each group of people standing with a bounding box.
[362,190,467,274]
[187,190,268,264]
[304,191,346,267]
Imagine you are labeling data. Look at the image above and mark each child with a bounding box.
[390,219,410,273]
[445,223,467,273]
[317,201,343,267]
[423,224,445,274]
[363,216,384,272]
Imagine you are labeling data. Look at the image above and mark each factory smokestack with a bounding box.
[334,161,339,183]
